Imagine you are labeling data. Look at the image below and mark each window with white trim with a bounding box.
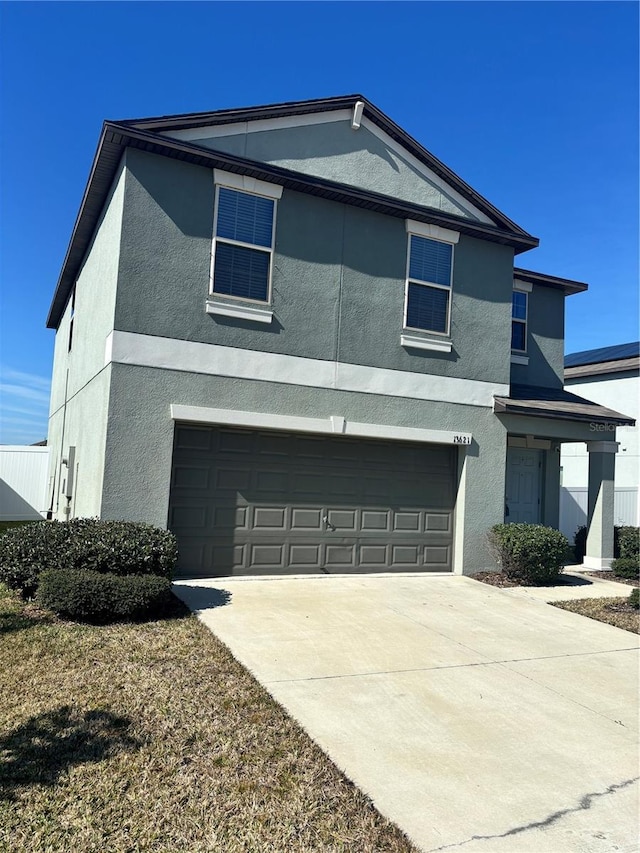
[404,234,453,335]
[511,290,527,352]
[211,186,276,303]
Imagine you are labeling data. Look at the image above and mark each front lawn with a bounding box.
[0,585,416,853]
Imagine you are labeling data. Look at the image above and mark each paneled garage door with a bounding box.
[169,424,456,577]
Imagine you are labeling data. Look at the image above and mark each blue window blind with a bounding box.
[216,188,274,247]
[511,291,527,350]
[512,291,527,320]
[213,187,275,302]
[213,242,270,301]
[409,236,452,287]
[511,321,526,351]
[406,283,449,334]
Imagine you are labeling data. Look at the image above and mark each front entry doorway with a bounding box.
[506,448,541,523]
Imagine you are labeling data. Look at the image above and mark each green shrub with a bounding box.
[629,588,639,610]
[0,521,74,597]
[617,527,639,559]
[610,556,640,581]
[489,523,568,585]
[0,519,177,597]
[37,569,173,623]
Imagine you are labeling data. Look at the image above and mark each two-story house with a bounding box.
[45,95,633,576]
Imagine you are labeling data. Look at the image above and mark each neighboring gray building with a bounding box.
[45,95,634,576]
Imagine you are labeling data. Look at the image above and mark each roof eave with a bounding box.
[513,267,588,295]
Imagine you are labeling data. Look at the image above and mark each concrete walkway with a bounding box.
[174,574,639,853]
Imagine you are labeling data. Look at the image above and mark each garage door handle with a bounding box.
[322,515,336,532]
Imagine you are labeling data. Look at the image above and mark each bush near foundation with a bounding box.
[610,557,640,581]
[489,523,568,586]
[617,526,639,559]
[0,519,177,598]
[629,588,639,610]
[37,569,173,623]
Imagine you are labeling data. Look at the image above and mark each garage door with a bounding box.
[169,425,456,577]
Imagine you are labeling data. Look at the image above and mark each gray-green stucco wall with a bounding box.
[101,363,509,574]
[511,285,565,389]
[115,148,514,386]
[46,164,125,518]
[189,120,485,221]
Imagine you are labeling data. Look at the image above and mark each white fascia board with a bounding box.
[513,279,533,293]
[162,110,353,142]
[405,219,460,244]
[106,331,509,408]
[206,300,273,324]
[213,169,283,199]
[401,333,453,353]
[361,117,494,225]
[169,404,472,446]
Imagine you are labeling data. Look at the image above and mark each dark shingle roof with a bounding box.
[565,342,640,368]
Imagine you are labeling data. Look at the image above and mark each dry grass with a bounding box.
[553,597,640,634]
[0,585,417,853]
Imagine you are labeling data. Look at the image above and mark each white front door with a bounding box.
[506,448,541,523]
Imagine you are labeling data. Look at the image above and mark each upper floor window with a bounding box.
[404,234,453,336]
[210,172,282,308]
[212,187,275,303]
[511,290,527,352]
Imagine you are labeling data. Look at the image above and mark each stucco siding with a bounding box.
[186,120,485,221]
[510,285,565,388]
[47,367,112,519]
[114,149,513,385]
[101,362,507,574]
[46,164,125,518]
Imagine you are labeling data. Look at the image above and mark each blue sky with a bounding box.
[0,1,638,445]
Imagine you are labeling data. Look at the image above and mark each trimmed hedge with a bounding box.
[618,526,639,559]
[629,588,639,610]
[610,557,640,581]
[0,518,177,597]
[489,523,568,585]
[37,569,173,623]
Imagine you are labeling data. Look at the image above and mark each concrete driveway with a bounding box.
[174,574,639,853]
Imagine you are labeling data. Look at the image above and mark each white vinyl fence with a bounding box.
[560,486,639,542]
[0,445,50,521]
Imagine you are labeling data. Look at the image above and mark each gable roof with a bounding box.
[47,95,539,329]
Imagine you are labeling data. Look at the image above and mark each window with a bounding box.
[211,186,277,303]
[404,234,453,336]
[511,290,527,352]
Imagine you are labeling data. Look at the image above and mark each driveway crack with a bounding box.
[427,776,640,851]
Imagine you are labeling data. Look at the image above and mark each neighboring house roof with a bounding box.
[564,342,640,380]
[47,95,542,330]
[493,384,635,426]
